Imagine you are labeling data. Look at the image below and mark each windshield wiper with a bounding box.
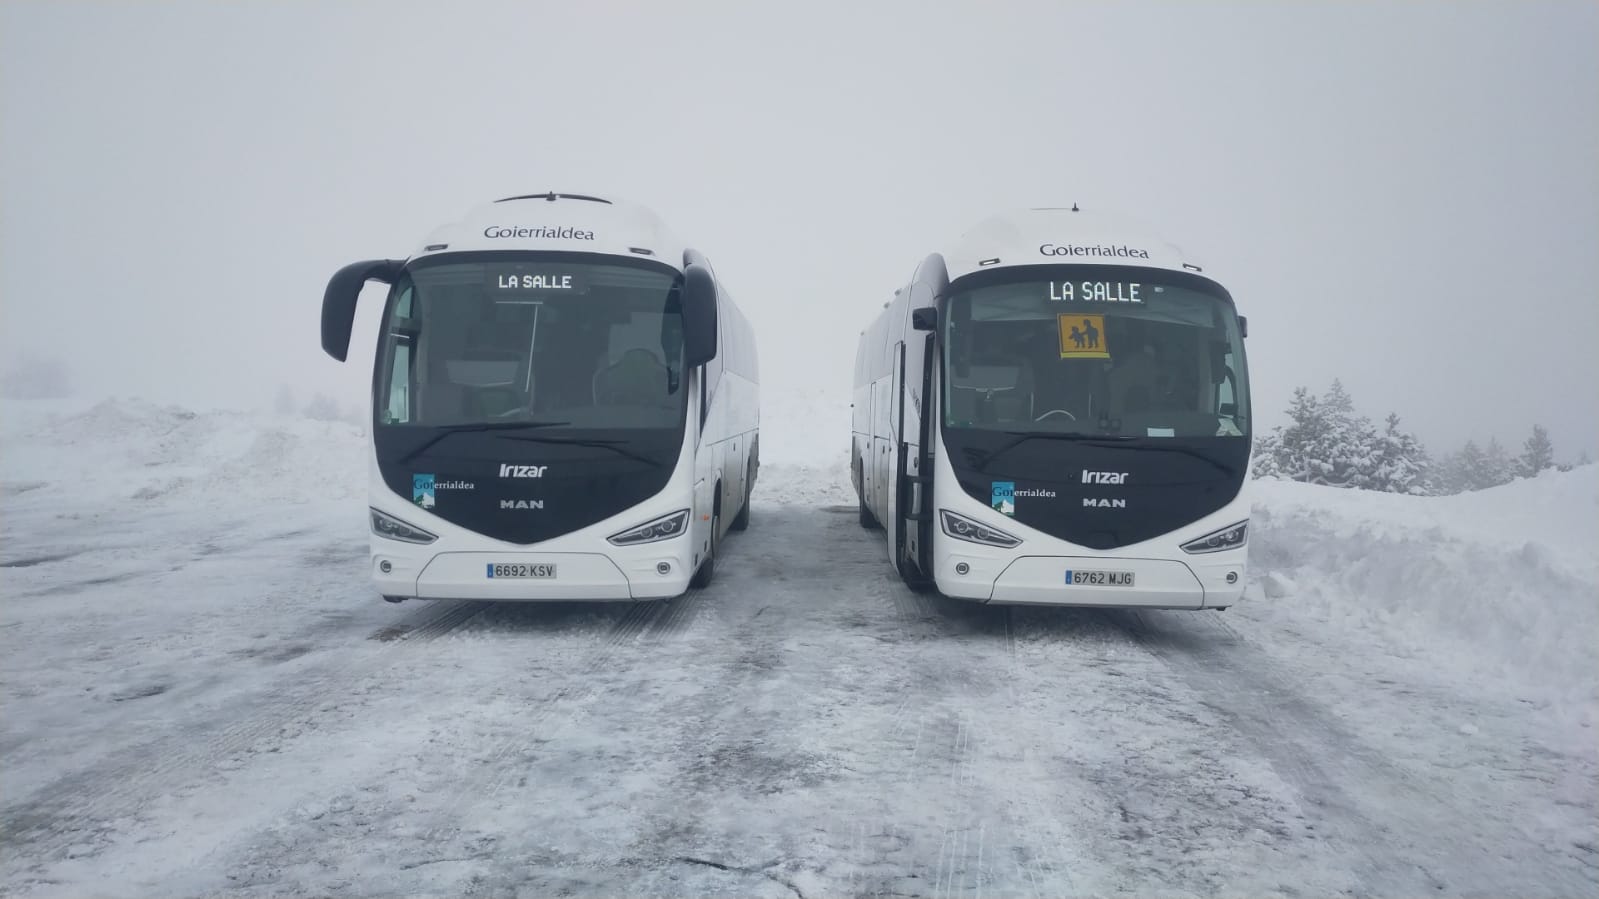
[1080,441,1237,476]
[971,432,1235,475]
[495,433,661,468]
[970,431,1107,472]
[395,421,571,465]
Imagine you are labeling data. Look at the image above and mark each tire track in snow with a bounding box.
[1110,609,1596,898]
[0,597,486,873]
[992,607,1090,898]
[643,589,705,642]
[135,597,681,898]
[365,598,488,642]
[874,580,1068,898]
[409,599,669,853]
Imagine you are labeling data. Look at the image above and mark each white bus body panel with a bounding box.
[409,194,690,268]
[942,207,1199,281]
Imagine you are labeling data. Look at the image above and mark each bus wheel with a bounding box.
[691,508,719,589]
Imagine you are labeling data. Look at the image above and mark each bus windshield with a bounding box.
[942,272,1249,439]
[376,257,687,429]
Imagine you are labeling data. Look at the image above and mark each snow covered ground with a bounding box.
[2,397,1595,897]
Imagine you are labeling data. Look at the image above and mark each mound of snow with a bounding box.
[755,462,853,508]
[758,386,851,466]
[1248,466,1598,720]
[1,397,369,507]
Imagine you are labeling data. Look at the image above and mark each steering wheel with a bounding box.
[1035,409,1076,422]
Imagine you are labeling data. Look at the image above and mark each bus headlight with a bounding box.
[1180,520,1248,554]
[608,510,690,546]
[370,508,438,544]
[939,510,1021,548]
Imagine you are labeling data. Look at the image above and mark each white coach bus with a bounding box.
[321,192,758,603]
[852,206,1252,609]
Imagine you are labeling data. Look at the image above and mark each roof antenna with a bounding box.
[1071,202,1080,212]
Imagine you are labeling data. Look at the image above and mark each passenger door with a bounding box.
[884,341,905,564]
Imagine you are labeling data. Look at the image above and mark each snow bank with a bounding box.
[757,385,851,466]
[0,397,852,511]
[755,462,853,508]
[1,397,368,508]
[1247,467,1599,721]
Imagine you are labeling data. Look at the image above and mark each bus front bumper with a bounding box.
[371,548,694,601]
[936,553,1245,609]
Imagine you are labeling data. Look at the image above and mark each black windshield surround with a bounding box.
[938,264,1250,551]
[371,251,686,544]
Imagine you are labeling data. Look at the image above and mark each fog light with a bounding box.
[379,560,393,574]
[656,562,671,575]
[955,562,970,575]
[1226,571,1238,584]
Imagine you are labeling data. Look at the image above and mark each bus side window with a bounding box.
[383,285,416,423]
[1217,351,1237,414]
[386,345,411,422]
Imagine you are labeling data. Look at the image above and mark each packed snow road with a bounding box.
[3,473,1594,896]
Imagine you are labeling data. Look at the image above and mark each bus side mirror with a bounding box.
[1238,315,1248,339]
[911,307,938,331]
[322,259,404,361]
[683,262,719,368]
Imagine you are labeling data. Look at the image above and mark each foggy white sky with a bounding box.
[2,0,1596,460]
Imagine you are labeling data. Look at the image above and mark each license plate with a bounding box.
[1065,569,1134,587]
[486,563,556,578]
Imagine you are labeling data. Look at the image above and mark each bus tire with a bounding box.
[691,507,719,589]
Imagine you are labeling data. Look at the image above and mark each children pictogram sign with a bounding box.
[1058,313,1110,359]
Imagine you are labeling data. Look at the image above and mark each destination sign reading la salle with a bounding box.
[499,273,575,290]
[1048,281,1144,303]
[486,267,587,294]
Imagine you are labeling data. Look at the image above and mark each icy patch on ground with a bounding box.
[1247,467,1599,730]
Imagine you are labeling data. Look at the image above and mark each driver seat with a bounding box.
[1108,346,1159,416]
[593,348,669,407]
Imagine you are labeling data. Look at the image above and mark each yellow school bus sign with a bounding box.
[1058,313,1110,359]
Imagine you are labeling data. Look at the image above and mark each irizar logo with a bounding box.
[1081,471,1129,484]
[500,464,549,478]
[501,499,545,510]
[1083,497,1127,508]
[483,225,595,240]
